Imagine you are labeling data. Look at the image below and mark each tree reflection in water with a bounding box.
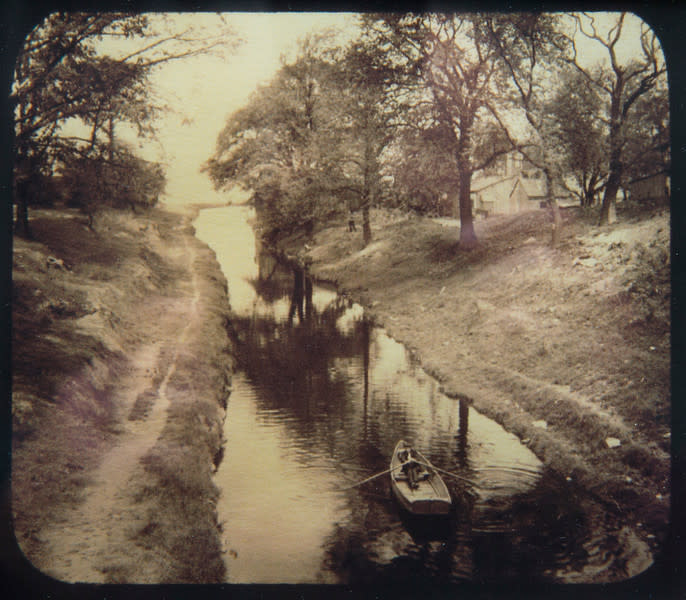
[220,248,645,584]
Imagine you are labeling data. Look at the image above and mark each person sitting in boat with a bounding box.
[400,448,422,489]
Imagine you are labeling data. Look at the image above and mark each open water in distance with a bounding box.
[194,205,652,585]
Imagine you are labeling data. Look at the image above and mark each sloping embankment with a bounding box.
[277,207,671,553]
[11,206,233,583]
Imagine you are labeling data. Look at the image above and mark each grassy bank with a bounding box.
[11,206,233,582]
[277,205,671,553]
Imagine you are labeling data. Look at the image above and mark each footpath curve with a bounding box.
[12,208,234,584]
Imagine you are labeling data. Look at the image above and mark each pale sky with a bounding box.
[73,12,657,207]
[137,13,358,206]
[568,12,652,68]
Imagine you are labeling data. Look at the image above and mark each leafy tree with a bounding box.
[481,12,576,243]
[332,41,398,245]
[12,14,139,235]
[387,121,458,216]
[62,143,166,226]
[205,34,345,239]
[485,12,668,224]
[11,12,235,237]
[546,68,608,207]
[622,74,670,186]
[77,57,159,161]
[362,13,521,249]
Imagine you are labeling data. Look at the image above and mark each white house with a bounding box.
[470,152,567,216]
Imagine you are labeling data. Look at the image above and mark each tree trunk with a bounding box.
[457,165,477,249]
[108,115,115,163]
[16,196,31,238]
[304,276,313,321]
[13,149,32,238]
[599,171,620,225]
[456,398,469,466]
[361,136,373,248]
[599,87,623,225]
[550,200,562,246]
[582,172,598,207]
[544,167,562,246]
[362,203,372,246]
[288,267,305,325]
[455,122,477,249]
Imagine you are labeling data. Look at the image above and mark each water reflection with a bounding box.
[193,206,652,584]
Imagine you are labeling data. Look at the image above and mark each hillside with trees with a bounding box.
[206,12,669,246]
[9,12,239,584]
[9,9,673,587]
[202,12,672,567]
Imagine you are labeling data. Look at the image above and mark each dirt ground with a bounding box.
[7,200,672,585]
[278,205,671,557]
[10,206,233,583]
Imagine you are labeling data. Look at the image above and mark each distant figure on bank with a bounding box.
[348,211,356,232]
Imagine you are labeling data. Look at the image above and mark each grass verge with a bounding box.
[277,205,671,554]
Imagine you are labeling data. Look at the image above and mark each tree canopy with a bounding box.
[546,68,608,207]
[205,33,347,238]
[12,12,237,236]
[206,12,668,249]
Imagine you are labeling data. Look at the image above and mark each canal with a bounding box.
[194,205,652,584]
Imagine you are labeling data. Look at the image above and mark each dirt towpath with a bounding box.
[37,238,200,582]
[12,208,232,584]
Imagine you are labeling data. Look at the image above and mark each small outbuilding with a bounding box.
[628,171,670,203]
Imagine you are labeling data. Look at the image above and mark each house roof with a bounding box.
[473,171,570,201]
[628,170,669,184]
[516,177,547,198]
[471,174,518,193]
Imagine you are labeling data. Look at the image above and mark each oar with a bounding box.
[342,464,404,490]
[415,460,478,487]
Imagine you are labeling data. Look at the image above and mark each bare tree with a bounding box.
[558,12,666,224]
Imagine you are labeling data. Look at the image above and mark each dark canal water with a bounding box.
[194,206,652,585]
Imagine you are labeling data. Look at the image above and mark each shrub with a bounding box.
[61,150,166,216]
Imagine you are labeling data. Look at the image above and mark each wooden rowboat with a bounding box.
[390,440,452,516]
